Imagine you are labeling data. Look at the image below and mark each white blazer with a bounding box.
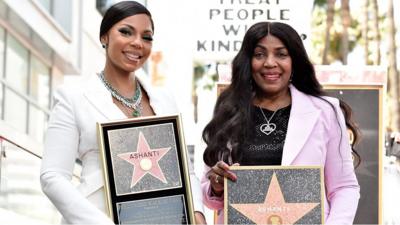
[40,73,203,224]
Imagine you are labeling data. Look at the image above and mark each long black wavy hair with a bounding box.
[202,22,360,167]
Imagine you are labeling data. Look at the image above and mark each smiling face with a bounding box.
[101,14,153,73]
[251,34,292,100]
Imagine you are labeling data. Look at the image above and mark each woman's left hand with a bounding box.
[207,161,238,196]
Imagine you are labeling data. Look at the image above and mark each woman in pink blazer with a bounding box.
[201,22,360,225]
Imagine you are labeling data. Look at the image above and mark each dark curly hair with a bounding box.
[202,22,360,168]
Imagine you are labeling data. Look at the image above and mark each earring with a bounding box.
[102,43,108,49]
[289,72,293,82]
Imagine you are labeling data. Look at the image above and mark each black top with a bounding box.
[239,104,291,166]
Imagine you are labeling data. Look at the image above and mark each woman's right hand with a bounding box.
[207,161,238,196]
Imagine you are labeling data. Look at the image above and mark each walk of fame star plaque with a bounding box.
[225,166,324,225]
[97,114,194,224]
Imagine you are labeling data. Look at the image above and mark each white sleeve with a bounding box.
[40,87,114,225]
[189,161,205,214]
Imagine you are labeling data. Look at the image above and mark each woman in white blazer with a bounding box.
[40,2,205,224]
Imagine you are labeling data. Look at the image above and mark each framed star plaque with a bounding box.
[97,114,195,224]
[225,166,324,225]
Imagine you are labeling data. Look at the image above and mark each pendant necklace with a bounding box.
[99,71,142,117]
[259,106,278,136]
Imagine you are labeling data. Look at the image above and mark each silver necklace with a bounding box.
[259,106,277,135]
[99,71,142,117]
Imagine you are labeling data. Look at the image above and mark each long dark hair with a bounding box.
[202,22,360,167]
[99,1,154,40]
[340,100,361,168]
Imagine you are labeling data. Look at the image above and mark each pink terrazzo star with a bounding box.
[230,172,319,225]
[117,132,171,188]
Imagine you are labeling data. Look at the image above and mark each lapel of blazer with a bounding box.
[83,74,126,120]
[135,71,164,115]
[281,85,320,165]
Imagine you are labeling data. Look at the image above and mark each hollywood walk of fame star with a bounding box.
[230,172,320,225]
[117,132,171,188]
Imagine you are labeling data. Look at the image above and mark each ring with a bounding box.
[215,174,220,184]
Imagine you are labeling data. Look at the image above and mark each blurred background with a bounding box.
[0,0,399,224]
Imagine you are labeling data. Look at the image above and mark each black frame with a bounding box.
[324,85,383,224]
[97,114,195,224]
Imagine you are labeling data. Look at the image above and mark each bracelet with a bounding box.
[211,186,223,197]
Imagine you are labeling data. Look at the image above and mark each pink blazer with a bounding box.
[201,85,360,225]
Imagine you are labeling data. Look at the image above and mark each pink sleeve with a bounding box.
[201,165,224,210]
[324,100,360,225]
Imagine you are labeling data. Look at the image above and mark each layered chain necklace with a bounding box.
[258,106,278,136]
[99,71,142,117]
